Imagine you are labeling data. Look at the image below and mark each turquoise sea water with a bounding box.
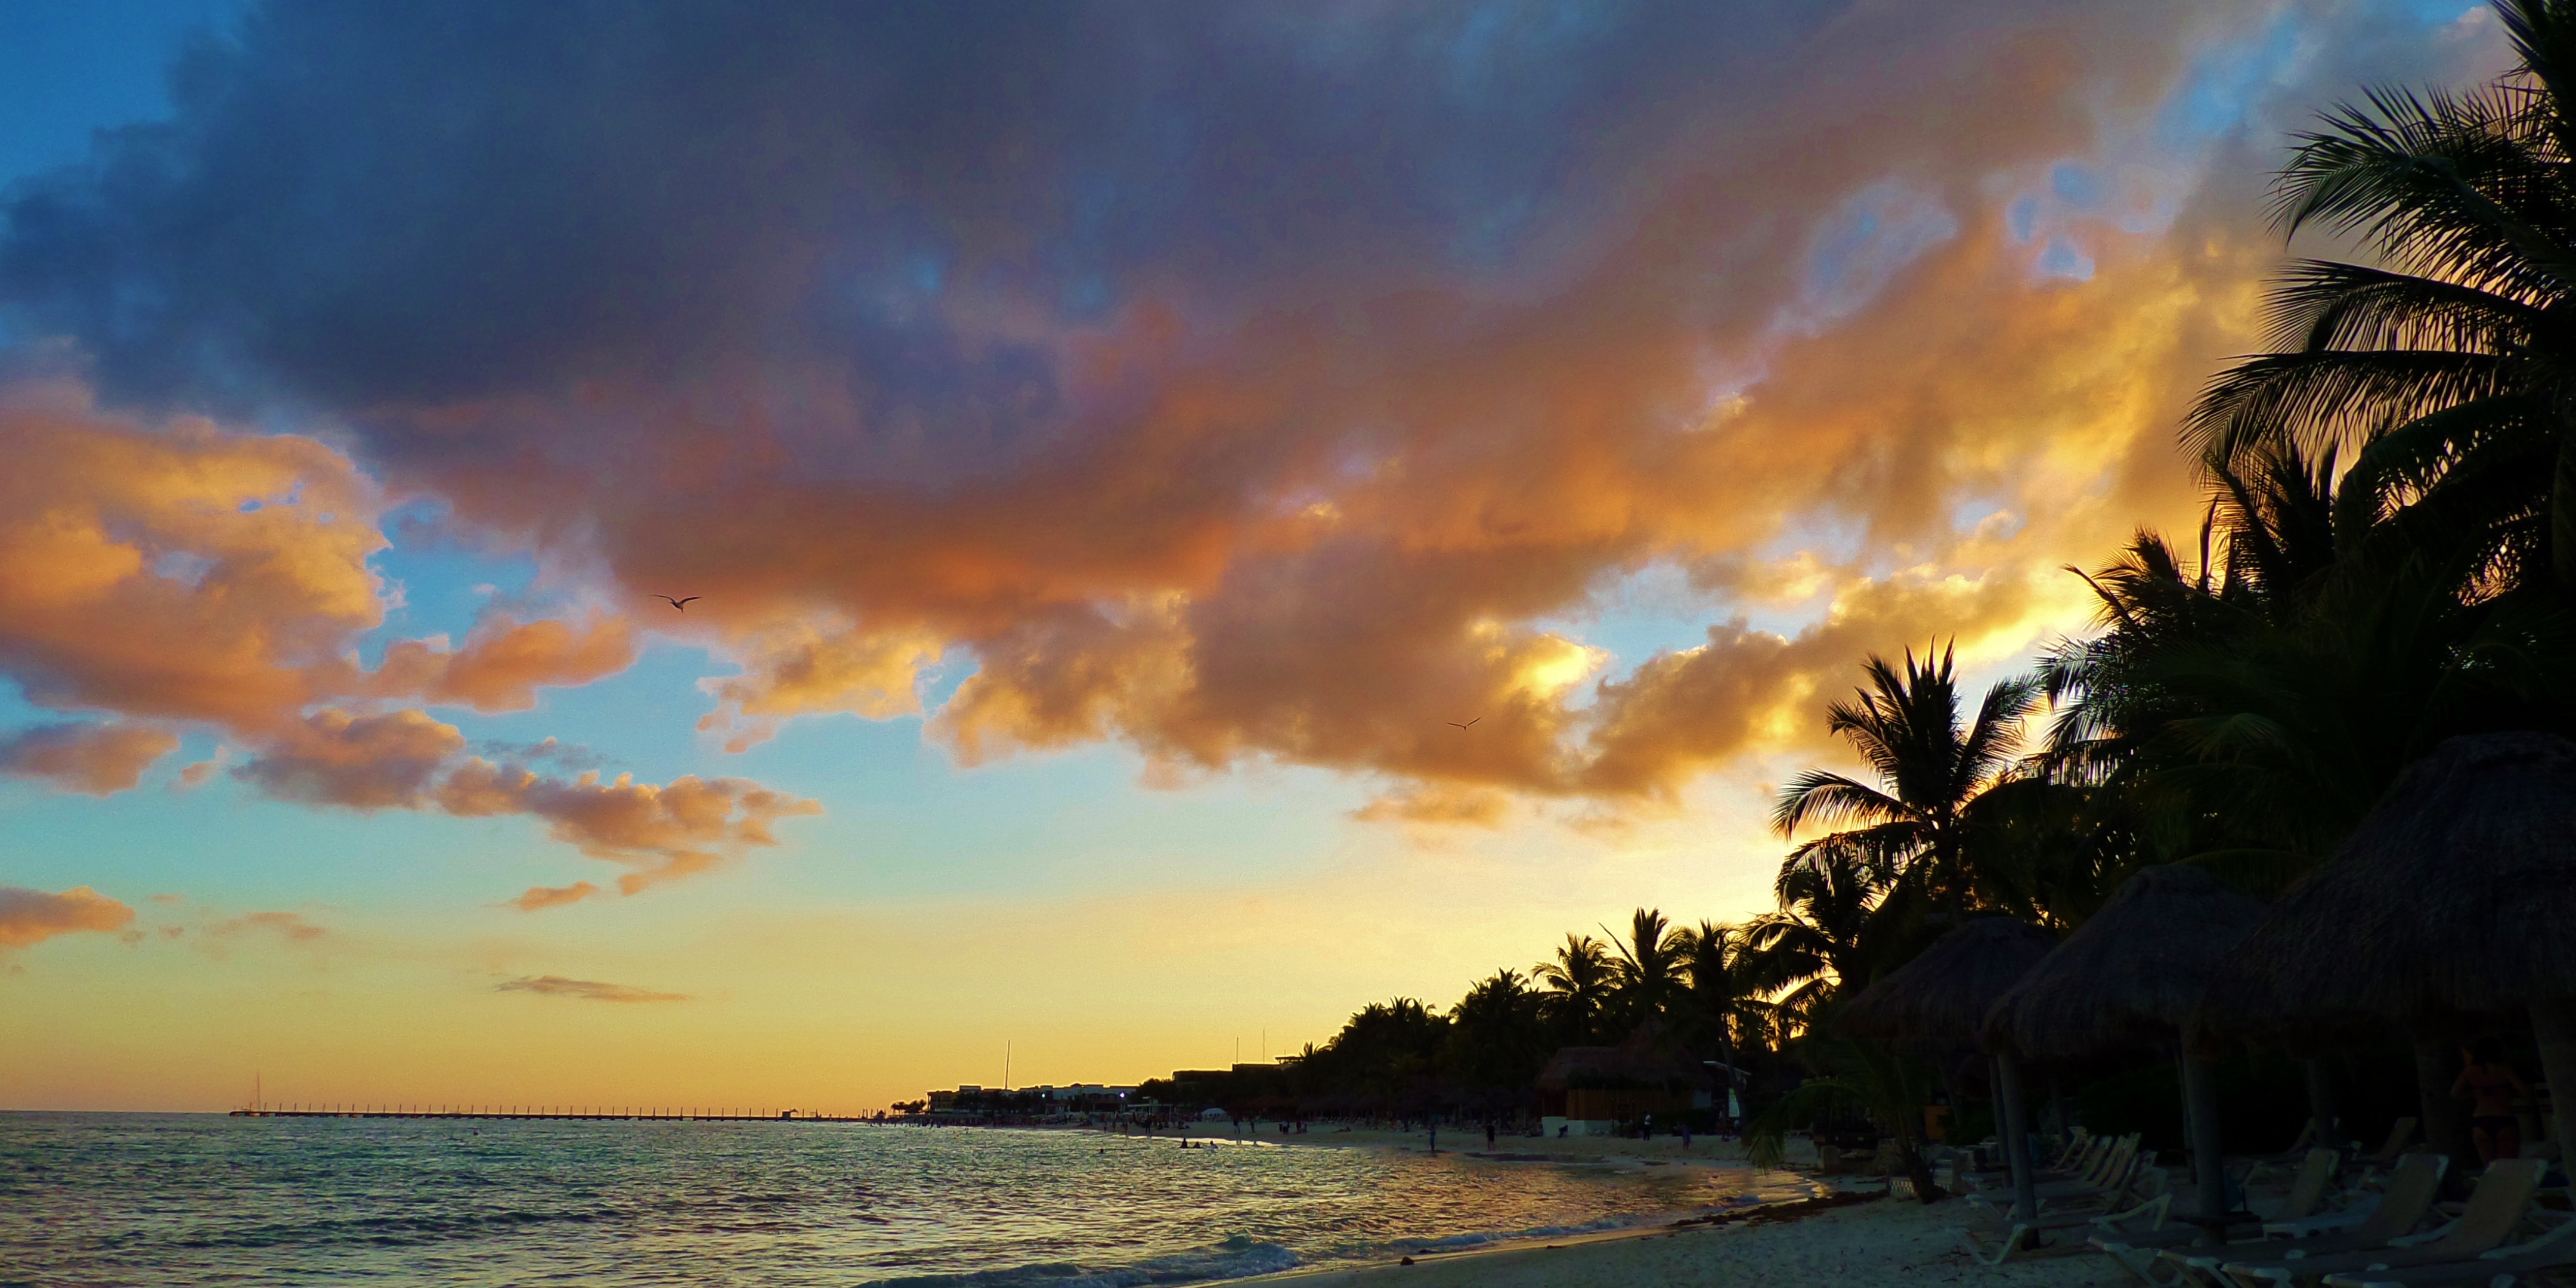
[1,1114,1809,1286]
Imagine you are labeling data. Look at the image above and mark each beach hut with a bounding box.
[1841,916,2058,1220]
[1535,1024,1707,1137]
[1986,865,2268,1237]
[2196,732,2576,1170]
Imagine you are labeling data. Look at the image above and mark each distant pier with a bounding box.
[228,1107,880,1122]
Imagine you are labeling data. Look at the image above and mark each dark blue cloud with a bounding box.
[0,0,1824,452]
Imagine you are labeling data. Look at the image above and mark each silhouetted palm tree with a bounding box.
[1773,643,2041,912]
[1676,920,1762,1101]
[1741,837,1896,1027]
[2187,0,2576,594]
[1533,933,1614,1045]
[1602,907,1686,1029]
[1446,968,1548,1103]
[2044,442,2574,889]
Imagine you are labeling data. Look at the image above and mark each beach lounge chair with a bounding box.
[2092,1150,2343,1283]
[1958,1162,2171,1266]
[2215,1157,2543,1287]
[2358,1120,2420,1170]
[1962,1131,2117,1197]
[2312,1212,2576,1287]
[2247,1126,2325,1188]
[2036,1130,2106,1181]
[1968,1135,2140,1219]
[2157,1154,2449,1287]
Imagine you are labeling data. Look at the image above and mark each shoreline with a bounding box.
[1225,1188,1887,1285]
[1224,1188,2131,1288]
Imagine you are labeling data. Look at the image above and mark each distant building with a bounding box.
[1535,1026,1711,1138]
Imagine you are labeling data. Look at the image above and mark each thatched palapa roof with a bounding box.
[2197,732,2576,1039]
[1537,1023,1704,1089]
[1838,917,2057,1046]
[1986,865,2265,1059]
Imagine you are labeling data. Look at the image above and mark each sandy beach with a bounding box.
[1239,1190,2129,1288]
[1169,1120,2135,1287]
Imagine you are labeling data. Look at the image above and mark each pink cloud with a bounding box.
[205,910,329,943]
[0,886,136,949]
[496,975,689,1003]
[506,881,603,912]
[0,722,179,794]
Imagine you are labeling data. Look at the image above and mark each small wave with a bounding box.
[143,1205,611,1251]
[1389,1214,1632,1254]
[856,1236,1299,1288]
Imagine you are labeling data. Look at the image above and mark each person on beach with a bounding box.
[1485,1121,1496,1147]
[2453,1038,2531,1164]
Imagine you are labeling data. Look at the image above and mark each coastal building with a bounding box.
[1535,1027,1713,1138]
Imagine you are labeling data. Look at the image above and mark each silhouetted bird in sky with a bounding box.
[1447,717,1479,730]
[654,596,701,611]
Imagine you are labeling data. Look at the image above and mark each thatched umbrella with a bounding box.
[1842,917,2058,1221]
[2197,732,2576,1171]
[1987,865,2268,1237]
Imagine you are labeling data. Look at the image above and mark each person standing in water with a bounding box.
[2453,1038,2532,1165]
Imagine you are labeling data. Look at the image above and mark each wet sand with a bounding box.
[1234,1189,2130,1288]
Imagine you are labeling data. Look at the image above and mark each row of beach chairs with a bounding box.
[2100,1151,2575,1287]
[1941,1117,2576,1284]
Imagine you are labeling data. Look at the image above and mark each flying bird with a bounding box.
[1447,717,1480,730]
[654,595,701,611]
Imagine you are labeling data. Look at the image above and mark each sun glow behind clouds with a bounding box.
[0,0,2517,1109]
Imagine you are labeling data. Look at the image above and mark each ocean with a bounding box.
[1,1113,1808,1286]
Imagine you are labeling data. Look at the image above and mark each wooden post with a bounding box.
[2528,999,2576,1167]
[2302,1058,2338,1153]
[2414,1038,2476,1174]
[1995,1051,2039,1228]
[2180,1054,2228,1243]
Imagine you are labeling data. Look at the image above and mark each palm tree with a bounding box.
[1446,968,1548,1106]
[2044,441,2574,889]
[1676,920,1761,1110]
[1773,643,2041,913]
[2185,0,2576,595]
[1600,907,1686,1030]
[1533,933,1615,1045]
[1738,836,1894,1027]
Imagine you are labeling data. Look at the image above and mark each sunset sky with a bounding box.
[0,0,2504,1113]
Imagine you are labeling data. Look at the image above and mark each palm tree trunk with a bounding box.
[1716,1012,1738,1126]
[2551,428,2576,595]
[2528,999,2576,1168]
[2302,1058,2337,1154]
[1995,1051,2038,1231]
[1891,1113,1945,1204]
[2179,1054,2230,1244]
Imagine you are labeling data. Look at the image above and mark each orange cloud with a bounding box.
[0,722,179,794]
[237,708,465,809]
[0,388,385,733]
[0,4,2507,834]
[495,975,689,1002]
[0,886,136,949]
[506,881,603,912]
[227,707,822,895]
[438,760,824,893]
[370,612,637,713]
[330,17,2283,822]
[206,910,329,943]
[696,621,943,751]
